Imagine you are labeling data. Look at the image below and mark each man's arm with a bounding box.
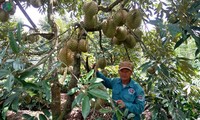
[124,90,145,114]
[96,71,113,89]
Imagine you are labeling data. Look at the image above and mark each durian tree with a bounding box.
[0,0,200,120]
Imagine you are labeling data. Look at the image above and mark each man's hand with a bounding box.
[92,63,98,72]
[116,100,125,108]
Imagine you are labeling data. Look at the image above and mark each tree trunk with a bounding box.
[47,0,61,120]
[62,51,81,120]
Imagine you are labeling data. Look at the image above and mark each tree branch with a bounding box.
[98,0,123,12]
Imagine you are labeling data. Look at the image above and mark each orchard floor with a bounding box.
[6,93,113,120]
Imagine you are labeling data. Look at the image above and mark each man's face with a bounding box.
[119,68,132,81]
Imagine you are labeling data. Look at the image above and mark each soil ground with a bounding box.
[6,93,113,120]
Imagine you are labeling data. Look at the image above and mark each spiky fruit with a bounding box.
[67,39,78,52]
[102,18,116,38]
[113,9,128,26]
[26,34,40,43]
[58,47,74,66]
[29,0,42,8]
[112,37,123,45]
[115,26,128,41]
[83,1,98,16]
[84,15,98,29]
[101,69,108,76]
[97,58,107,69]
[0,9,9,22]
[133,29,143,42]
[78,39,88,52]
[123,34,136,49]
[147,66,155,74]
[126,9,142,29]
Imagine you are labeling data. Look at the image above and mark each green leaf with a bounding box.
[67,87,79,95]
[72,92,84,108]
[86,69,94,80]
[139,61,154,73]
[88,88,109,100]
[82,95,90,119]
[2,106,9,120]
[42,109,51,118]
[9,31,20,54]
[174,30,190,49]
[158,64,169,77]
[195,49,199,56]
[89,78,104,84]
[157,2,162,12]
[127,113,135,119]
[17,22,22,43]
[3,92,20,107]
[99,108,112,114]
[167,24,181,38]
[4,74,15,92]
[19,68,38,80]
[188,1,200,12]
[39,114,47,120]
[13,59,24,71]
[0,69,10,79]
[23,82,40,90]
[11,98,19,112]
[22,114,32,119]
[88,83,104,90]
[116,109,123,120]
[123,108,129,116]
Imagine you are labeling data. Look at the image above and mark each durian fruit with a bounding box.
[66,38,78,52]
[24,94,32,104]
[83,1,98,16]
[101,69,108,76]
[114,26,128,41]
[84,15,98,29]
[97,58,107,69]
[58,46,74,66]
[0,9,9,22]
[29,0,42,8]
[102,18,117,38]
[123,34,136,49]
[78,39,88,52]
[126,9,142,29]
[57,67,65,75]
[133,29,143,42]
[25,34,40,43]
[147,66,155,74]
[112,37,123,45]
[113,9,128,26]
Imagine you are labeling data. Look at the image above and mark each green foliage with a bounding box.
[82,95,90,119]
[68,70,111,118]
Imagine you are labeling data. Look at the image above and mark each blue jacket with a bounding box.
[96,71,145,120]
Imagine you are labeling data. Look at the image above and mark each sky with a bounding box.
[13,6,44,29]
[13,4,154,32]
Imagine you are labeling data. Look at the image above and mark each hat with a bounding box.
[119,61,133,71]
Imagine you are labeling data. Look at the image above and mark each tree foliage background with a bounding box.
[0,0,200,120]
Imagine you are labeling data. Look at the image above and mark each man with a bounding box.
[95,61,145,120]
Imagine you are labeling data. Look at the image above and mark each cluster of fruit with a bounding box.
[82,1,143,49]
[58,38,89,67]
[83,1,99,29]
[102,8,143,49]
[0,0,16,22]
